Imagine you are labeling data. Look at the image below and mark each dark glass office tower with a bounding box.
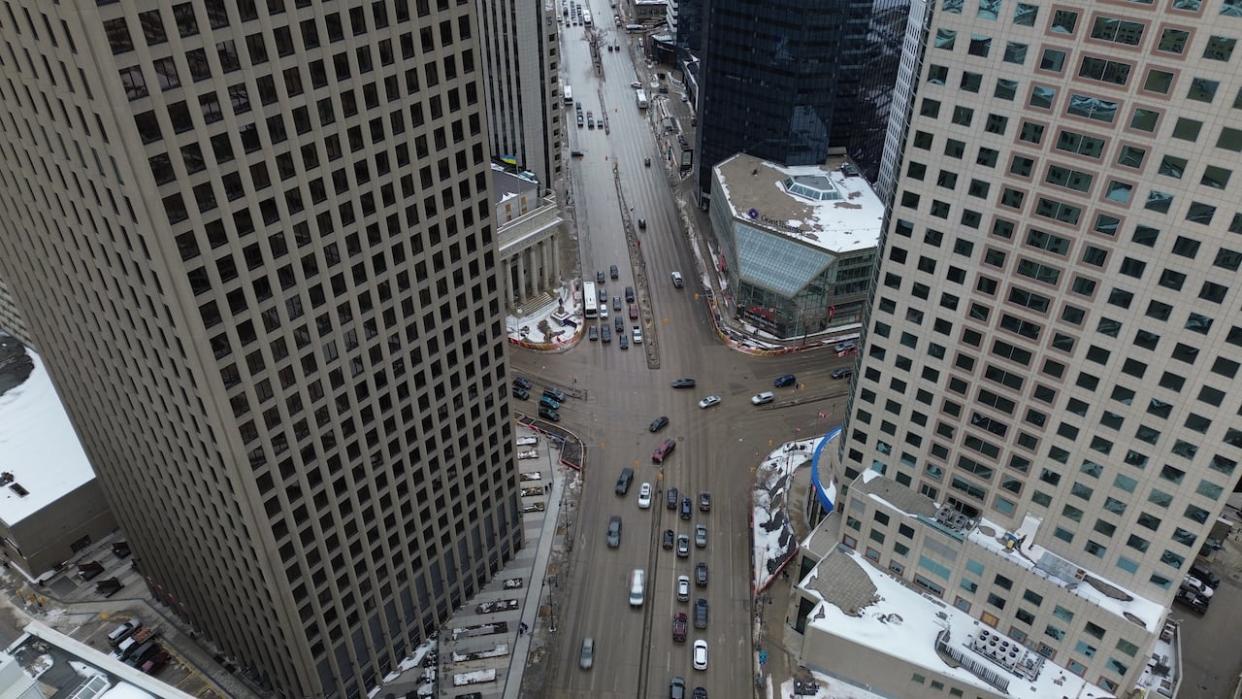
[673,0,704,58]
[839,0,910,183]
[695,0,845,203]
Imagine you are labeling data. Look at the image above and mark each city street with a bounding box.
[517,4,853,697]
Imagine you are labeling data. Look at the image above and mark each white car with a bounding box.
[751,391,774,405]
[630,80,642,88]
[633,325,643,344]
[698,395,721,409]
[677,575,690,602]
[600,304,609,319]
[1183,576,1214,598]
[638,482,652,509]
[693,639,708,670]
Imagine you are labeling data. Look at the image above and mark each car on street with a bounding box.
[607,517,622,548]
[616,467,634,495]
[694,598,709,629]
[773,374,796,388]
[692,688,707,699]
[601,324,612,343]
[671,378,696,389]
[671,271,684,288]
[695,524,708,548]
[695,562,708,587]
[677,575,690,602]
[670,676,686,699]
[588,325,599,341]
[637,218,646,230]
[698,395,721,409]
[625,286,636,302]
[619,334,629,349]
[513,376,532,390]
[613,296,622,310]
[512,387,529,400]
[599,303,609,319]
[629,304,639,320]
[576,114,584,127]
[666,486,679,509]
[539,407,560,422]
[662,529,675,550]
[698,491,711,512]
[638,482,652,509]
[673,613,688,642]
[598,287,607,302]
[633,325,643,343]
[835,339,858,352]
[596,270,606,283]
[631,81,642,88]
[614,315,624,332]
[650,415,669,432]
[680,496,692,520]
[831,367,853,379]
[751,391,775,405]
[676,535,690,558]
[579,637,595,670]
[693,640,708,670]
[610,264,619,279]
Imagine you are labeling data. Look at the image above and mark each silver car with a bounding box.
[579,637,595,670]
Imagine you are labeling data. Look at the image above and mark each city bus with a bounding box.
[583,281,598,318]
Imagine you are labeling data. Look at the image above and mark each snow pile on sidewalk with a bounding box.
[752,437,822,592]
[382,635,438,691]
[506,282,579,344]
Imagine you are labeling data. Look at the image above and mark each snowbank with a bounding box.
[752,437,823,592]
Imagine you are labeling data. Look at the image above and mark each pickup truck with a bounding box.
[672,612,688,642]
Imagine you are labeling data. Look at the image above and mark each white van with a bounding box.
[629,569,646,607]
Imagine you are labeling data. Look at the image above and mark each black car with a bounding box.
[650,416,669,432]
[1189,563,1221,589]
[539,407,560,422]
[773,374,796,388]
[614,315,625,332]
[607,517,622,548]
[625,286,636,303]
[543,388,566,402]
[637,218,647,230]
[698,491,711,512]
[693,598,709,629]
[512,387,529,400]
[695,562,708,587]
[588,325,599,341]
[680,497,692,520]
[513,376,533,390]
[831,367,853,380]
[616,467,634,495]
[671,378,696,389]
[662,529,675,550]
[610,264,619,279]
[1174,587,1209,613]
[666,487,679,510]
[692,688,707,699]
[596,270,606,283]
[601,325,612,343]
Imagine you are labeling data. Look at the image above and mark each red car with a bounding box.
[673,612,688,642]
[141,650,171,675]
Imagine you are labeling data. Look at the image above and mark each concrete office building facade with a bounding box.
[0,2,520,698]
[0,277,32,349]
[816,0,1242,693]
[476,0,562,191]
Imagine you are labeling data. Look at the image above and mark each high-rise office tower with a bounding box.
[695,0,845,203]
[0,3,521,698]
[476,0,561,190]
[0,276,33,348]
[836,0,911,184]
[826,0,1242,692]
[668,0,704,59]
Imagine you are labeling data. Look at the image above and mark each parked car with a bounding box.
[676,535,690,558]
[588,325,599,341]
[1174,587,1209,613]
[141,650,171,675]
[693,639,708,670]
[638,482,652,508]
[680,497,692,520]
[1189,563,1221,589]
[610,264,620,279]
[698,395,721,409]
[607,516,623,548]
[96,578,124,597]
[831,367,853,379]
[539,395,561,410]
[666,486,680,510]
[78,561,105,580]
[695,524,708,548]
[677,575,690,602]
[671,378,696,389]
[1182,576,1214,598]
[773,374,796,388]
[513,376,533,390]
[698,491,711,512]
[512,386,529,400]
[542,388,566,402]
[650,416,670,432]
[751,391,774,405]
[663,529,675,550]
[835,339,858,352]
[538,406,560,422]
[694,598,709,628]
[579,637,595,670]
[672,614,688,643]
[695,562,709,587]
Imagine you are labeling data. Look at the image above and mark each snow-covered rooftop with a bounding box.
[967,514,1165,633]
[714,153,884,254]
[800,550,1113,699]
[0,340,97,525]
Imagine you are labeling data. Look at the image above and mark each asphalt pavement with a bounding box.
[526,4,854,697]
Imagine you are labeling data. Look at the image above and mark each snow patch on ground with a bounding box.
[779,669,891,699]
[752,437,823,591]
[506,282,579,344]
[452,668,496,686]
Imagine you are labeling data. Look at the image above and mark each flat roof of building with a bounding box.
[491,163,539,205]
[714,153,884,255]
[0,335,96,525]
